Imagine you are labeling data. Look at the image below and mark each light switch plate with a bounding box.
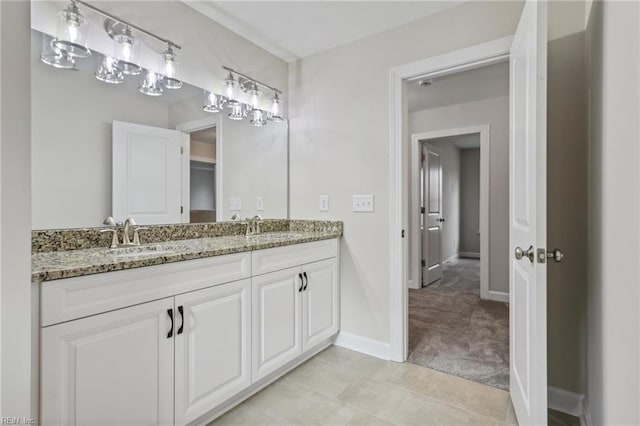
[319,195,329,212]
[256,196,264,211]
[229,197,242,211]
[352,194,374,212]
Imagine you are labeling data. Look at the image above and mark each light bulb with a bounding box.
[161,45,182,90]
[203,91,226,113]
[95,56,124,84]
[250,109,267,127]
[139,71,163,96]
[249,82,262,111]
[224,72,240,106]
[113,26,141,76]
[269,93,283,122]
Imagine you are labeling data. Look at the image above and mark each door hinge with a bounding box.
[180,206,184,214]
[421,207,425,214]
[421,259,426,267]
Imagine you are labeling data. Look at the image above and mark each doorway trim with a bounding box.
[410,125,490,301]
[388,36,513,362]
[176,115,222,222]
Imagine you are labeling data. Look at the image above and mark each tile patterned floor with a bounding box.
[211,345,513,425]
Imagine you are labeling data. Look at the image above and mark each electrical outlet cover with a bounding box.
[256,196,264,211]
[320,195,329,212]
[229,197,242,211]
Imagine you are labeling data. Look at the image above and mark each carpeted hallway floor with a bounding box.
[408,257,510,390]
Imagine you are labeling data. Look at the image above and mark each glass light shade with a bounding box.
[95,56,124,84]
[203,91,227,113]
[224,73,240,106]
[250,109,267,127]
[249,83,262,111]
[53,2,90,58]
[161,46,182,89]
[228,103,244,120]
[139,71,163,96]
[269,93,283,122]
[40,34,77,70]
[113,27,141,75]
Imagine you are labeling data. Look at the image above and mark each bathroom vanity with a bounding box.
[33,221,342,426]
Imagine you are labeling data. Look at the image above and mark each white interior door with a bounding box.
[509,1,548,424]
[113,121,184,225]
[423,144,444,285]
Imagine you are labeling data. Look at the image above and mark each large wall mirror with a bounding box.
[31,29,288,230]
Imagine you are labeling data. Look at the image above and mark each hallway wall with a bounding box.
[460,148,481,254]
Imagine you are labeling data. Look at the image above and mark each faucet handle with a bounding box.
[99,228,119,249]
[132,227,149,245]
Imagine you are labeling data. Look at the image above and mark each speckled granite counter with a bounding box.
[32,220,342,282]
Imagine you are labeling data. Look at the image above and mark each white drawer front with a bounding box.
[41,252,251,327]
[251,239,338,276]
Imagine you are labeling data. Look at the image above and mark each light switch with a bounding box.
[352,194,374,212]
[319,195,329,212]
[229,197,242,211]
[256,196,264,211]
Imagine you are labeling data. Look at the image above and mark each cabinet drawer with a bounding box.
[251,239,338,276]
[41,252,251,327]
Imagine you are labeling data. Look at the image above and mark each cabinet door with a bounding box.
[252,267,302,381]
[174,279,251,426]
[41,298,174,426]
[302,258,339,351]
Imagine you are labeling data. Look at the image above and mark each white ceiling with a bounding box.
[406,61,509,113]
[428,133,480,149]
[184,1,464,62]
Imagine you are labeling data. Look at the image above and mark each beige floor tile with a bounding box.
[316,346,401,380]
[286,357,365,398]
[209,402,279,426]
[336,377,408,419]
[391,392,499,426]
[346,411,397,426]
[505,401,518,425]
[383,362,510,421]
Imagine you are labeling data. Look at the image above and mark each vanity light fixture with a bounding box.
[111,24,142,76]
[40,34,77,70]
[53,1,91,58]
[250,109,267,127]
[161,44,182,89]
[203,91,227,112]
[139,71,164,96]
[95,56,124,84]
[248,82,263,111]
[224,72,241,106]
[269,93,283,122]
[228,103,245,120]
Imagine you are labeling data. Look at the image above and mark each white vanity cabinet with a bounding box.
[41,297,175,426]
[39,238,339,426]
[174,279,251,426]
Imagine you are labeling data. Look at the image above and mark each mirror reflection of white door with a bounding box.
[423,144,443,285]
[509,0,548,424]
[113,121,184,225]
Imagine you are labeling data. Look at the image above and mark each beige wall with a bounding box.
[586,0,640,423]
[289,1,525,343]
[460,148,480,254]
[1,0,33,418]
[547,32,588,395]
[410,96,510,294]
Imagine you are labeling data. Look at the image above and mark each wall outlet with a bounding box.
[352,194,374,212]
[256,196,264,211]
[229,197,242,211]
[319,195,329,212]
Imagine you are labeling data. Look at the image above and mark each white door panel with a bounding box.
[509,1,548,424]
[113,121,183,224]
[41,298,174,426]
[423,146,443,285]
[174,279,251,426]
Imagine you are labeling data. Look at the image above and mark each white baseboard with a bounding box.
[548,386,584,418]
[407,279,421,290]
[487,290,509,303]
[443,253,459,263]
[459,251,480,259]
[581,396,592,426]
[334,332,391,360]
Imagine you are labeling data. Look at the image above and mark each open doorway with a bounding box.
[189,126,217,223]
[404,61,511,390]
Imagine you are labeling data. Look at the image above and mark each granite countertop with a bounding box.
[32,230,341,282]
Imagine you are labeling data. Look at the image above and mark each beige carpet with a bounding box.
[408,257,510,390]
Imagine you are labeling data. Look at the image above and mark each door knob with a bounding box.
[514,245,535,263]
[546,248,564,263]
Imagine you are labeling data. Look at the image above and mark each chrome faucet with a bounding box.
[100,216,147,248]
[245,215,263,236]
